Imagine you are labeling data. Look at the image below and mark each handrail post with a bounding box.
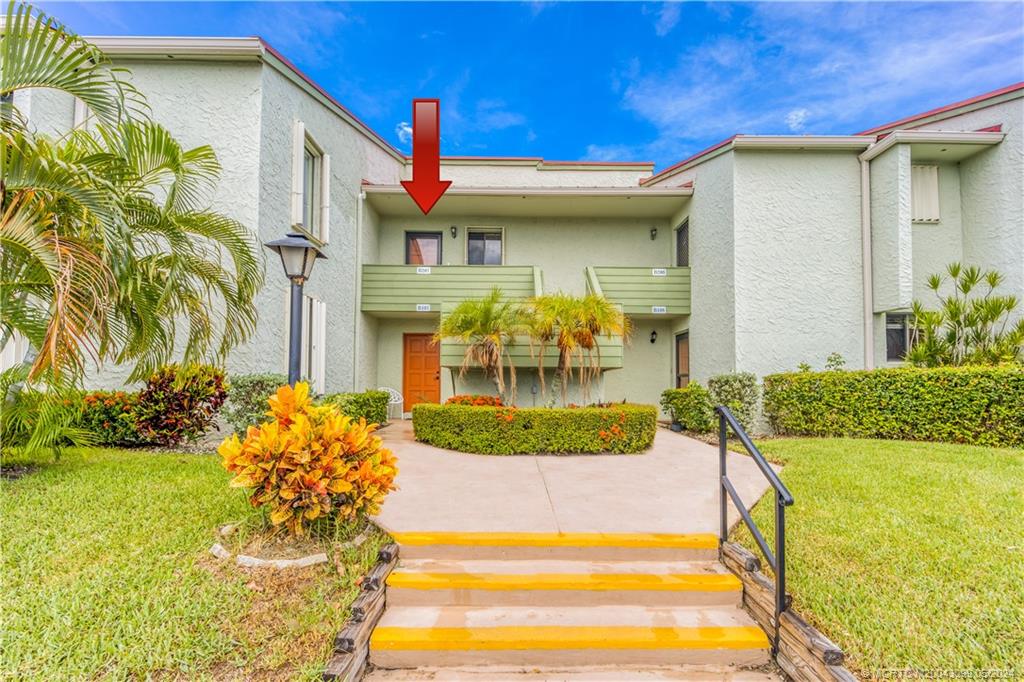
[774,491,786,656]
[718,412,728,546]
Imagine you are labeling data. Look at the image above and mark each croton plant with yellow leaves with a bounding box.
[218,382,398,535]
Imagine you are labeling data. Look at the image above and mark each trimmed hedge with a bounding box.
[763,366,1024,447]
[223,373,287,435]
[660,385,714,433]
[322,390,390,425]
[412,403,658,455]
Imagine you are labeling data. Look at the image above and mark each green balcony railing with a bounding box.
[586,266,691,318]
[361,264,541,315]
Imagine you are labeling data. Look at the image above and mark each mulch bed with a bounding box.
[1,464,39,481]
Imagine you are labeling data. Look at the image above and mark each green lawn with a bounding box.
[1,447,386,681]
[736,438,1024,678]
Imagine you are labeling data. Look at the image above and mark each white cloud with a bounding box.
[785,108,809,132]
[654,3,681,37]
[395,121,413,145]
[608,3,1024,165]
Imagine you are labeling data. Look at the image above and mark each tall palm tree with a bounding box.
[1,2,263,453]
[435,288,527,402]
[1,1,262,383]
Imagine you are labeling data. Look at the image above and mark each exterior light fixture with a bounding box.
[650,330,658,344]
[450,225,458,238]
[264,230,327,385]
[650,227,658,240]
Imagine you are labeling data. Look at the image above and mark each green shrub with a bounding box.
[660,385,714,433]
[223,373,286,435]
[322,390,390,425]
[80,390,144,445]
[707,372,760,431]
[134,364,228,446]
[763,366,1024,447]
[412,403,657,455]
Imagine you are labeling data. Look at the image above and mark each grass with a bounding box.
[1,446,388,681]
[734,438,1024,678]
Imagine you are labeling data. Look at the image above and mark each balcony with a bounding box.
[586,266,691,318]
[361,264,541,316]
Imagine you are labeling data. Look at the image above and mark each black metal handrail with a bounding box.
[715,405,794,656]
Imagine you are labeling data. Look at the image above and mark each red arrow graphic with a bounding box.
[401,99,452,214]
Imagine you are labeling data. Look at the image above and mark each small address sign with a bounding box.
[416,266,432,274]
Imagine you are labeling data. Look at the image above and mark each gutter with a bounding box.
[860,159,874,369]
[352,189,366,391]
[857,130,1005,162]
[362,185,693,198]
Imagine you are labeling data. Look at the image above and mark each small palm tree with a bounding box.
[435,288,527,402]
[529,293,631,404]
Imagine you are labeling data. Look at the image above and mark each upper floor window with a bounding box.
[467,228,503,265]
[675,219,689,267]
[292,121,331,242]
[406,232,442,265]
[911,165,940,223]
[886,313,913,362]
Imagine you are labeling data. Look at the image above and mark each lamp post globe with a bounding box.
[264,231,327,386]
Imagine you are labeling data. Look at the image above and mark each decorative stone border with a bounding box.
[208,542,330,570]
[322,542,400,681]
[721,542,859,682]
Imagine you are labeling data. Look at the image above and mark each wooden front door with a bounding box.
[403,334,440,408]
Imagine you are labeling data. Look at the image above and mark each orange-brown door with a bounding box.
[403,333,440,408]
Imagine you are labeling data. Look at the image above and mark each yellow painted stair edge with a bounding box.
[390,532,719,549]
[371,625,769,651]
[386,572,742,592]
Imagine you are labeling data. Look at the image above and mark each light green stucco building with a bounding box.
[18,36,1024,414]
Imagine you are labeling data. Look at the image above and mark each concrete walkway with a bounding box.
[374,421,774,535]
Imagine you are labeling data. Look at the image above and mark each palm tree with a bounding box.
[435,288,527,402]
[529,293,631,404]
[1,2,263,453]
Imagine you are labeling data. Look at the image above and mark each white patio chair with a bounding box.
[379,386,404,421]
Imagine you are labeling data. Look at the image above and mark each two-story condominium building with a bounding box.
[21,36,1024,411]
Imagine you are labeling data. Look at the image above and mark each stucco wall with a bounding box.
[602,319,674,407]
[20,87,76,136]
[420,162,650,188]
[732,150,864,374]
[374,215,674,295]
[684,152,736,383]
[916,98,1024,316]
[870,144,914,313]
[911,162,964,301]
[256,64,403,393]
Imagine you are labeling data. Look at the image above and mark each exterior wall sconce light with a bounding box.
[450,225,458,238]
[264,229,327,386]
[650,330,658,344]
[650,227,658,240]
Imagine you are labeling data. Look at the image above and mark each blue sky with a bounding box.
[41,1,1024,169]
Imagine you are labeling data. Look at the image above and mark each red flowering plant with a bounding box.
[79,391,144,446]
[219,382,398,536]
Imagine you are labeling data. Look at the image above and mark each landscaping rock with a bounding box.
[209,543,232,560]
[236,552,329,570]
[218,524,237,538]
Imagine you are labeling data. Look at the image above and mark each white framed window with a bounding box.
[466,226,504,265]
[291,120,331,242]
[885,313,913,362]
[911,165,940,223]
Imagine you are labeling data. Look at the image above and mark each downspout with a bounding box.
[859,157,875,369]
[352,189,366,390]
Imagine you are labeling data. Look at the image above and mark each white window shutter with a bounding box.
[291,120,305,227]
[314,301,327,393]
[911,165,940,223]
[301,295,312,383]
[319,153,331,243]
[72,98,88,129]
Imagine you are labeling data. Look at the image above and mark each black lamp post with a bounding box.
[264,231,327,386]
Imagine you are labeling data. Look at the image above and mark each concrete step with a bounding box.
[386,560,742,608]
[391,532,719,562]
[370,605,769,668]
[364,665,781,681]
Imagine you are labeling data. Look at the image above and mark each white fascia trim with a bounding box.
[644,135,873,186]
[431,158,655,171]
[858,130,1005,162]
[86,36,264,58]
[362,185,693,198]
[732,135,873,150]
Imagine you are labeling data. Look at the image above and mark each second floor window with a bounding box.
[467,228,503,265]
[676,219,689,267]
[302,142,322,234]
[292,120,330,242]
[406,232,442,265]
